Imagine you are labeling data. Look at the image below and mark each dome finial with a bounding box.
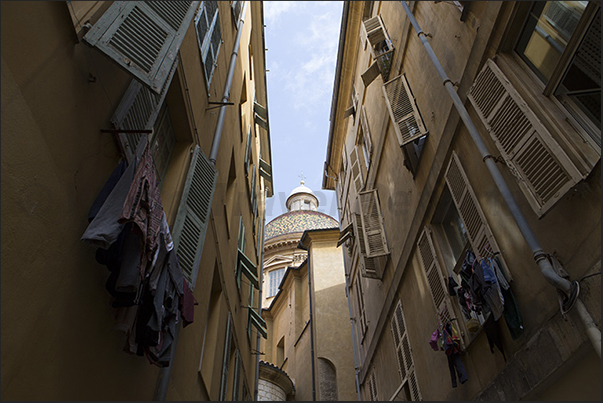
[299,171,306,186]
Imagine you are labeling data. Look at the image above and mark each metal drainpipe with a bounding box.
[297,240,317,401]
[344,270,362,400]
[399,1,600,358]
[154,3,250,400]
[209,1,248,164]
[254,187,267,400]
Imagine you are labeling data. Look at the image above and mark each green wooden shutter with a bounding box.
[238,214,245,253]
[254,100,268,121]
[172,145,218,289]
[259,158,272,181]
[219,312,232,401]
[383,74,428,146]
[84,1,198,94]
[248,305,267,338]
[467,59,583,216]
[244,126,252,174]
[238,249,259,289]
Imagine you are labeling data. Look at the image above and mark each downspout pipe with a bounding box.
[209,1,248,164]
[254,188,267,400]
[399,1,600,358]
[297,240,317,401]
[154,3,250,400]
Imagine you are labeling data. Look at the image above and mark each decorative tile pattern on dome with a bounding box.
[264,211,339,239]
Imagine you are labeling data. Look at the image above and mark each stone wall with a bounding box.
[258,379,286,401]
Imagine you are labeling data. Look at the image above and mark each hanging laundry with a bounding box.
[82,140,146,249]
[88,159,128,223]
[482,314,506,362]
[81,140,193,367]
[493,256,524,340]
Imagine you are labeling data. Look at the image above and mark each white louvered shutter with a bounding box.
[367,368,379,401]
[445,152,512,280]
[467,59,583,216]
[362,15,392,55]
[352,213,380,279]
[358,190,389,258]
[110,59,178,163]
[390,300,421,401]
[84,2,198,94]
[383,74,428,146]
[172,145,218,289]
[362,61,381,87]
[417,228,456,324]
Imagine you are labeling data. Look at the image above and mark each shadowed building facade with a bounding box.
[1,1,273,400]
[324,1,600,401]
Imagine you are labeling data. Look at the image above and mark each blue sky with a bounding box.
[263,1,343,224]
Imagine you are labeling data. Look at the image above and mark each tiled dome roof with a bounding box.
[264,210,338,240]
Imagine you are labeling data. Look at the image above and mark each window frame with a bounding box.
[195,1,222,90]
[506,1,601,155]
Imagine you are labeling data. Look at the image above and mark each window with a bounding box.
[383,74,429,175]
[276,336,285,367]
[231,0,243,25]
[358,106,373,171]
[268,268,285,297]
[195,1,222,89]
[362,15,394,80]
[150,104,176,183]
[515,1,601,148]
[431,187,487,332]
[353,273,368,338]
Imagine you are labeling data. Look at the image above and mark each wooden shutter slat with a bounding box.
[172,145,217,289]
[468,59,583,216]
[383,75,428,146]
[84,1,198,93]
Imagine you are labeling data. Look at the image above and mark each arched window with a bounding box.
[318,357,338,401]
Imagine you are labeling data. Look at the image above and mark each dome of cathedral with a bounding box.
[288,183,315,198]
[264,210,339,240]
